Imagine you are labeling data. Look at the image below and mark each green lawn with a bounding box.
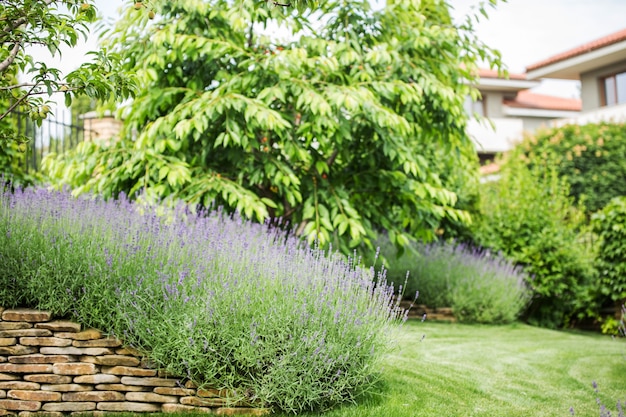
[281,321,625,417]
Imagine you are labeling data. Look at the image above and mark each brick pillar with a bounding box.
[81,111,123,145]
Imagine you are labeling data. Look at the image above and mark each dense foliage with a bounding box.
[0,185,404,413]
[0,111,29,185]
[513,122,626,214]
[471,158,596,328]
[376,237,530,324]
[0,0,136,143]
[0,63,33,184]
[593,197,626,305]
[44,0,501,256]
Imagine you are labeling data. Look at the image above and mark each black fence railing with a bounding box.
[12,108,96,173]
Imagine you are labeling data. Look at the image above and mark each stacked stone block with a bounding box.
[0,308,268,416]
[398,301,455,321]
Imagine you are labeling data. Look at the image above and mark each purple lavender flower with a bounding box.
[1,184,404,413]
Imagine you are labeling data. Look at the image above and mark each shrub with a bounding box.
[513,122,626,214]
[471,158,596,328]
[0,186,404,413]
[593,196,626,305]
[378,238,530,324]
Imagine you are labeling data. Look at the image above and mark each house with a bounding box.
[526,28,626,126]
[466,69,581,164]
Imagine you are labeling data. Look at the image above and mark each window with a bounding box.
[603,71,626,106]
[464,95,485,117]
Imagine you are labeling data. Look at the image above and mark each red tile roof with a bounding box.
[477,68,527,80]
[504,90,581,112]
[526,28,626,71]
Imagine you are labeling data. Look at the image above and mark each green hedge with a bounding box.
[593,196,626,304]
[513,122,626,214]
[471,158,596,328]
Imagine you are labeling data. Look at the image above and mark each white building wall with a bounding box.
[467,118,525,153]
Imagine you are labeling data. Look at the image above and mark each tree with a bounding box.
[0,0,136,143]
[45,0,503,256]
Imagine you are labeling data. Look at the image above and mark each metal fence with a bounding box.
[12,108,95,173]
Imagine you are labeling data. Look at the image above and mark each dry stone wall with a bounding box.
[0,308,268,416]
[398,301,455,322]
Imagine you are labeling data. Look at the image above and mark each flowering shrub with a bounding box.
[0,185,404,413]
[378,238,531,324]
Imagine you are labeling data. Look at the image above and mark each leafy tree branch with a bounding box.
[0,0,137,128]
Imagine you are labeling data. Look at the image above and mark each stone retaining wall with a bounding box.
[399,302,455,322]
[0,308,268,416]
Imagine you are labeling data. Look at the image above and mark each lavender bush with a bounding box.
[380,239,531,324]
[584,305,626,417]
[0,185,405,413]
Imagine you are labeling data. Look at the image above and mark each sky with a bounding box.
[27,0,626,101]
[454,0,626,98]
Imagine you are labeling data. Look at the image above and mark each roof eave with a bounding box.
[526,39,626,80]
[503,106,581,118]
[477,78,540,92]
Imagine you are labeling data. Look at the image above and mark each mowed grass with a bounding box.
[277,321,625,417]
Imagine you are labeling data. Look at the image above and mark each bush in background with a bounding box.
[378,238,530,324]
[0,186,404,413]
[593,196,626,307]
[513,122,626,214]
[471,158,596,328]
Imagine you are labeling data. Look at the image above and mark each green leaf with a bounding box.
[315,160,328,175]
[261,197,278,208]
[158,166,169,181]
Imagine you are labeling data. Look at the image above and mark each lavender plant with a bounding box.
[592,305,626,417]
[588,381,625,417]
[569,305,625,417]
[0,185,405,413]
[381,239,531,324]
